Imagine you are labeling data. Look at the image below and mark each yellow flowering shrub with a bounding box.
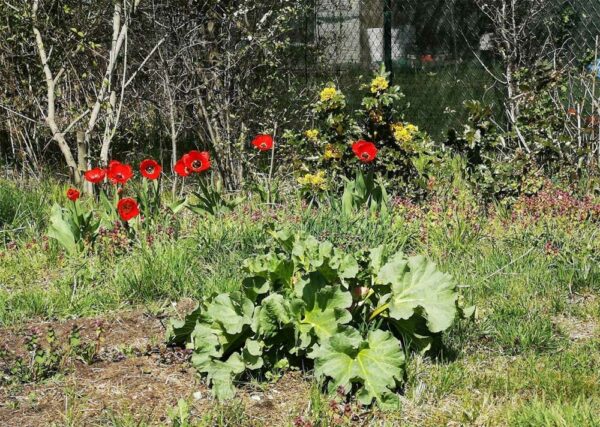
[320,86,338,102]
[304,129,319,141]
[370,76,389,93]
[298,171,328,191]
[323,144,342,160]
[391,122,419,145]
[285,66,434,197]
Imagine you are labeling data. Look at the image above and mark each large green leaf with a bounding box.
[291,234,321,270]
[192,332,263,400]
[379,254,457,333]
[47,204,78,254]
[292,279,352,347]
[190,323,223,367]
[166,303,202,345]
[253,293,293,338]
[290,234,358,283]
[180,295,254,371]
[205,292,255,335]
[242,252,294,298]
[389,316,436,354]
[204,353,246,400]
[310,327,404,407]
[375,252,407,286]
[186,297,262,401]
[271,228,295,252]
[337,253,359,280]
[241,339,264,370]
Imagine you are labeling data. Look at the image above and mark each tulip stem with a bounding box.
[267,123,277,205]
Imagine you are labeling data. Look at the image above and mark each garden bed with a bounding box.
[0,310,315,426]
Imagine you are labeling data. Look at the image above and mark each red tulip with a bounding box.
[174,158,190,177]
[352,140,378,163]
[66,188,80,201]
[83,168,106,184]
[140,159,162,180]
[107,161,134,185]
[182,150,211,173]
[251,134,274,151]
[117,197,140,221]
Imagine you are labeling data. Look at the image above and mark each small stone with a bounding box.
[193,391,202,400]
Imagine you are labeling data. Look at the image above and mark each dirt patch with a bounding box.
[0,310,313,426]
[567,291,597,306]
[552,315,598,341]
[232,372,312,426]
[0,310,165,359]
[1,357,199,426]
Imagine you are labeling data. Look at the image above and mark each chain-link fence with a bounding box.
[293,0,600,136]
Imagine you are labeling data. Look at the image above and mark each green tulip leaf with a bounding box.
[47,204,78,254]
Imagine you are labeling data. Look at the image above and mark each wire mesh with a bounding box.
[292,0,600,136]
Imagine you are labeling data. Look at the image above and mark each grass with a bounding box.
[0,177,599,425]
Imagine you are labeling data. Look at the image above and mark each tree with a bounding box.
[30,0,162,187]
[473,0,562,151]
[147,0,310,190]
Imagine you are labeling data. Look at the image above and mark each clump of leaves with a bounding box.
[47,202,100,255]
[1,328,63,384]
[182,178,243,217]
[340,170,389,217]
[69,321,104,365]
[167,230,473,406]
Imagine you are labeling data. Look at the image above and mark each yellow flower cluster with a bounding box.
[320,86,338,102]
[304,129,319,141]
[370,76,389,93]
[323,144,342,160]
[391,122,419,144]
[298,171,328,191]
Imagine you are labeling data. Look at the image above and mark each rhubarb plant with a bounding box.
[167,230,473,406]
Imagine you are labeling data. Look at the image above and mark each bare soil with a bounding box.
[0,309,312,426]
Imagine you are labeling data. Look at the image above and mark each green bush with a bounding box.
[167,229,473,406]
[286,67,435,199]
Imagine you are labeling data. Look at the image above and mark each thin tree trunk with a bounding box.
[32,0,80,183]
[77,131,92,193]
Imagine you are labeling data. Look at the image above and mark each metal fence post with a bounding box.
[383,0,393,83]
